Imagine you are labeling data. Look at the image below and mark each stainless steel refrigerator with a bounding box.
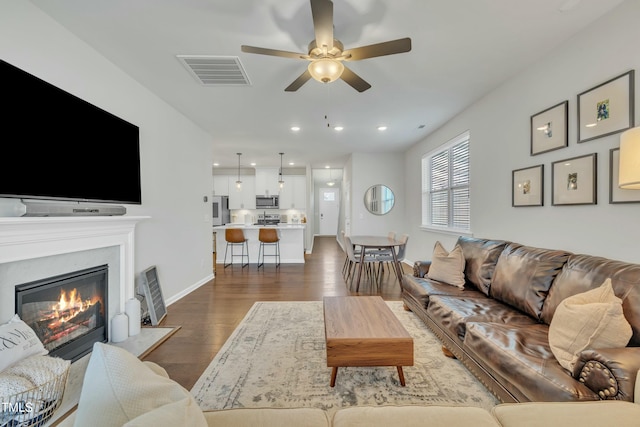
[212,195,230,226]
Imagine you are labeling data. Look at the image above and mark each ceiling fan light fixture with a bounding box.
[308,58,344,83]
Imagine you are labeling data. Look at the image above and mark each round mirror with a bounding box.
[364,184,395,215]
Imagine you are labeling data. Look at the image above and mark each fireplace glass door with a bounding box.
[15,265,108,362]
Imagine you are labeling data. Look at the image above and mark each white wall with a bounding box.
[347,153,406,238]
[404,0,640,265]
[0,1,214,303]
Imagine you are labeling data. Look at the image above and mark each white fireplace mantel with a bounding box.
[0,216,149,314]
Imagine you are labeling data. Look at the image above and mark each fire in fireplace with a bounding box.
[15,265,108,362]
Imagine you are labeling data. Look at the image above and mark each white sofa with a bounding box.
[61,342,640,427]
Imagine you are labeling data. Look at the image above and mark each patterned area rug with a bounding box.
[191,301,498,415]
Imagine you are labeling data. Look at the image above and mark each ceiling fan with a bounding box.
[241,0,412,92]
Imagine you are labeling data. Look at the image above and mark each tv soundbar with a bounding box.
[20,200,126,217]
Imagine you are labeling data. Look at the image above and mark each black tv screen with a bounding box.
[0,60,142,205]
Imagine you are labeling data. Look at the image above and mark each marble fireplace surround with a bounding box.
[0,216,148,340]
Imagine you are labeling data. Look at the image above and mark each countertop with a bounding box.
[213,223,306,230]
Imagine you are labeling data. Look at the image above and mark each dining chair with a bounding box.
[372,231,397,273]
[223,228,249,268]
[340,230,362,277]
[344,235,379,290]
[375,233,409,282]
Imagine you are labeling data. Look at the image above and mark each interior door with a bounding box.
[319,187,339,235]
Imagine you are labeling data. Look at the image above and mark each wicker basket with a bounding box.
[0,364,69,427]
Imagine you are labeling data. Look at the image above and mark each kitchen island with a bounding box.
[213,224,305,265]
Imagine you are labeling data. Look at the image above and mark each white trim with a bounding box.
[420,225,473,237]
[422,130,470,160]
[165,273,213,306]
[0,216,148,315]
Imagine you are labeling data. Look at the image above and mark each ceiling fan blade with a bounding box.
[310,0,334,50]
[285,69,312,92]
[340,65,371,92]
[343,37,412,61]
[241,45,308,60]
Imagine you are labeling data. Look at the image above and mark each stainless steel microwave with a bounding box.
[256,195,279,209]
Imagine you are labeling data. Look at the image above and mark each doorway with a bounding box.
[319,187,339,235]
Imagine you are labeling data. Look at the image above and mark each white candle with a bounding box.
[125,298,141,336]
[111,313,128,343]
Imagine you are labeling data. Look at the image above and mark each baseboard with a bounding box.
[165,273,213,307]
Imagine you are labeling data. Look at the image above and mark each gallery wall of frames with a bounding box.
[512,70,639,207]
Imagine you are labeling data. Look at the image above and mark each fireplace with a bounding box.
[15,265,108,362]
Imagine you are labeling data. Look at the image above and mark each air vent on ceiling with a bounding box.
[177,55,251,86]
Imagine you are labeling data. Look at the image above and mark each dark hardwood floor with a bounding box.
[142,235,408,389]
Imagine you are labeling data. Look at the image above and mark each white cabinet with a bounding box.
[212,174,230,196]
[255,168,280,196]
[279,175,306,209]
[229,175,256,209]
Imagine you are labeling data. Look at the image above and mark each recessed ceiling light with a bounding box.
[334,126,344,131]
[213,163,219,166]
[325,165,330,169]
[377,126,387,131]
[289,162,295,166]
[250,162,256,166]
[291,126,301,131]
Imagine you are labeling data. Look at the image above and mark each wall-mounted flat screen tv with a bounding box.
[0,60,142,205]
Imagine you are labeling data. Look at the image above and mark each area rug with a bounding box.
[191,301,498,415]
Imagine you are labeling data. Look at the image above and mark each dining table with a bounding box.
[349,235,405,292]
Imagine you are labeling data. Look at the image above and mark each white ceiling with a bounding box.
[30,0,624,169]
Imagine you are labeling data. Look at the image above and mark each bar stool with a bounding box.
[224,228,249,268]
[257,228,280,269]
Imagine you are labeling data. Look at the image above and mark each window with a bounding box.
[422,131,470,232]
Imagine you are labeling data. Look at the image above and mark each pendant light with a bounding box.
[278,152,285,189]
[235,153,242,191]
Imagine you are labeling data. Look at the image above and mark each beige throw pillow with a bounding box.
[73,342,207,427]
[427,241,466,288]
[548,278,632,372]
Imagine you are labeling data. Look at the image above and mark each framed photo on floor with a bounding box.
[578,70,635,143]
[552,153,597,206]
[512,164,544,207]
[530,101,568,155]
[609,147,640,203]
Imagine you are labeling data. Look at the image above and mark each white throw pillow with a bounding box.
[73,342,207,427]
[549,278,632,372]
[427,241,466,288]
[0,314,48,372]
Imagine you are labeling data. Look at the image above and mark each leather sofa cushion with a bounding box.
[402,275,484,309]
[456,237,508,296]
[427,295,536,343]
[463,322,599,402]
[540,254,640,346]
[491,244,571,320]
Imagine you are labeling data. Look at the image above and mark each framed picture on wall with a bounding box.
[609,147,640,203]
[578,70,635,143]
[512,164,544,207]
[551,153,597,206]
[530,101,568,155]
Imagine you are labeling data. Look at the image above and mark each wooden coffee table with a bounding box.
[323,296,414,387]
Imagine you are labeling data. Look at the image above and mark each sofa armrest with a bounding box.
[413,261,432,278]
[572,347,640,402]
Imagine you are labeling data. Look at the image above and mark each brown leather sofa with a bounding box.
[401,236,640,403]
